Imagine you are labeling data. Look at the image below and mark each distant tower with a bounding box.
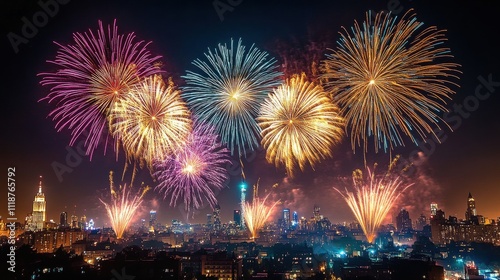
[213,204,221,232]
[234,210,242,227]
[88,219,95,230]
[430,203,438,218]
[292,211,299,228]
[32,176,46,231]
[59,212,68,228]
[396,208,412,232]
[80,215,87,229]
[149,210,157,232]
[206,213,213,229]
[313,205,321,222]
[465,192,477,223]
[240,182,247,229]
[283,208,291,229]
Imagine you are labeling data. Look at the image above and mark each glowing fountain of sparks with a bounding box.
[335,157,413,243]
[242,183,280,239]
[99,171,149,239]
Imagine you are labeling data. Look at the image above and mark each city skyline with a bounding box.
[16,178,495,231]
[1,0,500,230]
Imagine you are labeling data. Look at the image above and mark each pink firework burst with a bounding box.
[39,20,162,158]
[153,122,231,213]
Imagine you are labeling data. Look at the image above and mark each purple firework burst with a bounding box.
[154,122,231,212]
[39,20,162,158]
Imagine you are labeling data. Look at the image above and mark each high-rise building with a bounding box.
[32,176,46,231]
[213,204,221,232]
[149,210,157,232]
[79,215,87,229]
[283,208,291,229]
[240,182,247,230]
[430,203,438,218]
[206,213,213,228]
[465,192,477,223]
[71,215,78,229]
[416,214,427,231]
[59,212,68,228]
[292,211,299,228]
[233,210,241,227]
[313,205,321,222]
[396,208,412,232]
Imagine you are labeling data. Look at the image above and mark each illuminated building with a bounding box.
[240,182,247,230]
[416,214,427,231]
[430,203,438,218]
[71,215,78,228]
[292,211,299,228]
[233,210,242,227]
[59,212,68,228]
[88,219,95,230]
[396,208,412,232]
[313,205,321,222]
[283,208,291,229]
[31,176,46,231]
[80,215,87,229]
[206,213,212,229]
[149,210,157,232]
[213,204,221,232]
[431,208,500,245]
[465,192,478,224]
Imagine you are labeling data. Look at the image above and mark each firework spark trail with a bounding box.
[182,38,282,157]
[258,73,344,176]
[154,122,231,214]
[322,10,460,155]
[99,171,149,239]
[243,183,280,239]
[111,75,192,169]
[336,158,413,243]
[39,20,162,158]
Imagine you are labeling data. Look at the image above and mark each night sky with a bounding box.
[1,0,499,227]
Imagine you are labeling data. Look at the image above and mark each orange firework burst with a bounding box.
[322,10,460,155]
[335,157,413,243]
[242,183,280,239]
[99,171,149,239]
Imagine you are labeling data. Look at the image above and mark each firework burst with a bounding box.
[322,10,460,154]
[39,20,162,158]
[99,171,149,239]
[258,73,344,176]
[243,184,280,239]
[153,122,231,213]
[182,38,282,157]
[111,75,192,168]
[335,157,413,243]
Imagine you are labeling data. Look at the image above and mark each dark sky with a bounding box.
[1,0,499,227]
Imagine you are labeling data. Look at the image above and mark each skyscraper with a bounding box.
[240,182,247,229]
[416,214,427,231]
[465,192,478,224]
[396,208,412,232]
[313,205,321,222]
[292,211,299,228]
[206,213,213,229]
[213,204,221,232]
[59,212,68,228]
[32,176,46,231]
[430,203,438,218]
[283,208,291,229]
[149,210,157,232]
[234,210,242,227]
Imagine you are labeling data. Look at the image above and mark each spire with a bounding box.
[468,192,473,199]
[38,176,43,194]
